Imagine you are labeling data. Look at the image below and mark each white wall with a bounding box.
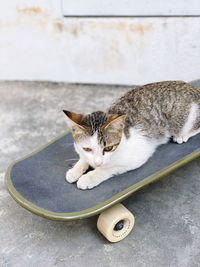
[0,0,200,85]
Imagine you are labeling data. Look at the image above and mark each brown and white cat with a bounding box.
[63,81,200,190]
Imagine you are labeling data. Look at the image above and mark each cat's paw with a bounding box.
[66,168,81,183]
[173,136,189,144]
[77,173,99,190]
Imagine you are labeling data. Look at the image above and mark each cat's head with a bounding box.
[63,110,126,168]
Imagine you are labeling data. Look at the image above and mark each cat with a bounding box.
[63,81,200,190]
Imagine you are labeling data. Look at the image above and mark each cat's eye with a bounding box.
[104,146,113,152]
[83,147,92,152]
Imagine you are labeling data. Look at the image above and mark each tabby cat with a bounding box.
[63,81,200,190]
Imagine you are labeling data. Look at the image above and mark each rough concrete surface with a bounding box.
[0,80,200,267]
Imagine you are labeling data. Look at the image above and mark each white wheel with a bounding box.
[97,203,135,242]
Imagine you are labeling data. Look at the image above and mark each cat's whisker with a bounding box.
[64,158,79,162]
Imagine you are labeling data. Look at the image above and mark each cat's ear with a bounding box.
[63,110,85,135]
[104,114,126,132]
[63,110,83,127]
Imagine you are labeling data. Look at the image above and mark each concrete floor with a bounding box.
[1,80,200,267]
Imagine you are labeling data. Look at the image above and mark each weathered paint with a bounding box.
[16,7,42,15]
[0,1,200,84]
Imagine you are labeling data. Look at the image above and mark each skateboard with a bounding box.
[5,131,200,242]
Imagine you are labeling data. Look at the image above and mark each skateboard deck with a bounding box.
[5,132,200,221]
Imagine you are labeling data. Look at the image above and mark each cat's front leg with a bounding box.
[77,167,115,190]
[66,158,89,183]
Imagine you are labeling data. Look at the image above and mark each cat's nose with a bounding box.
[94,157,103,167]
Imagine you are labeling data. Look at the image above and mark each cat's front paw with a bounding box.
[173,136,189,144]
[77,172,99,190]
[66,168,81,183]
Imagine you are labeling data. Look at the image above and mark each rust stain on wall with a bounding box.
[0,6,50,30]
[87,21,154,46]
[89,21,153,35]
[14,5,52,32]
[53,20,64,33]
[63,22,84,37]
[129,23,153,35]
[16,7,41,15]
[117,21,126,31]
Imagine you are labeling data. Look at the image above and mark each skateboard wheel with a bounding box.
[97,203,135,242]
